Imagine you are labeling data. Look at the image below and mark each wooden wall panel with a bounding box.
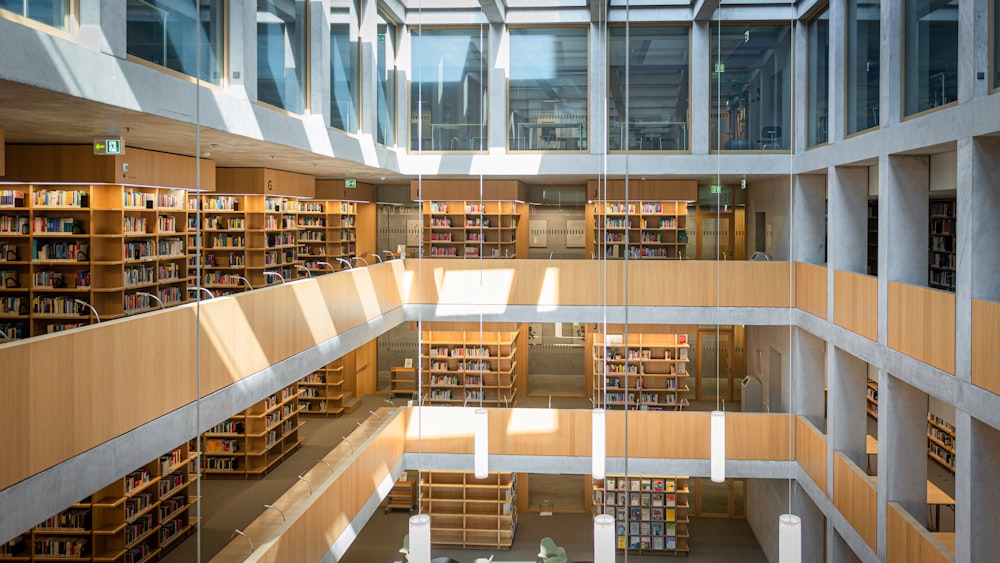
[116,147,216,191]
[315,179,377,201]
[727,413,792,460]
[212,413,406,562]
[0,127,5,176]
[403,408,591,457]
[618,411,711,459]
[795,262,828,319]
[0,263,407,490]
[716,262,792,307]
[797,417,828,494]
[834,452,878,551]
[972,299,1000,395]
[834,270,878,341]
[3,145,212,189]
[355,202,378,260]
[584,179,698,201]
[887,502,954,563]
[409,179,525,201]
[888,282,955,374]
[216,167,315,198]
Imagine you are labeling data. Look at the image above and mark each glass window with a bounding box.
[609,25,690,152]
[509,27,588,151]
[710,24,792,151]
[905,0,958,115]
[257,0,307,114]
[995,0,1000,90]
[126,0,224,85]
[847,0,880,134]
[377,15,397,146]
[808,8,829,147]
[330,2,360,133]
[0,0,68,29]
[410,28,488,152]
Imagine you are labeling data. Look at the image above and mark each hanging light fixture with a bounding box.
[408,514,431,563]
[474,408,489,478]
[592,408,606,479]
[710,409,725,482]
[778,513,801,562]
[593,513,615,563]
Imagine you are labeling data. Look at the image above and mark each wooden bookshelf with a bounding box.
[383,472,417,514]
[421,201,525,259]
[927,413,956,473]
[928,198,956,292]
[592,333,690,410]
[201,383,303,478]
[419,471,517,549]
[390,365,417,399]
[866,380,878,419]
[299,359,346,416]
[592,475,690,555]
[867,198,878,276]
[420,329,519,407]
[1,442,197,562]
[589,201,689,260]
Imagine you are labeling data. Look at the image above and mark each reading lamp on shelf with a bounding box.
[370,252,383,263]
[193,287,216,300]
[336,258,353,270]
[296,473,313,495]
[294,265,312,277]
[135,292,165,310]
[0,329,11,342]
[72,299,101,323]
[316,459,334,473]
[353,256,369,267]
[235,275,253,290]
[232,529,254,553]
[382,250,397,260]
[356,421,370,437]
[341,435,356,454]
[317,261,336,273]
[263,504,286,522]
[263,271,285,284]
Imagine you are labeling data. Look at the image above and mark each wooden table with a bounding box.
[872,476,955,532]
[865,435,878,474]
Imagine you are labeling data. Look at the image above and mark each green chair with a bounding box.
[538,536,567,563]
[399,534,409,560]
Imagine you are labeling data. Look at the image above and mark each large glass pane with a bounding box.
[330,1,359,133]
[509,27,588,151]
[377,15,397,146]
[847,0,880,134]
[410,28,488,151]
[257,0,307,114]
[807,8,829,147]
[0,0,67,29]
[126,0,224,85]
[710,24,792,151]
[995,0,1000,90]
[904,0,958,116]
[609,25,690,152]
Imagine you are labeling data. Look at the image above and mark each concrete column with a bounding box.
[588,22,606,156]
[792,174,826,265]
[827,0,846,143]
[310,0,331,125]
[488,23,505,153]
[230,0,255,101]
[360,0,379,137]
[956,414,1000,563]
[970,137,1000,301]
[829,166,868,274]
[885,155,929,286]
[793,18,807,152]
[827,347,867,471]
[793,482,825,563]
[953,138,974,382]
[690,21,710,155]
[959,0,991,102]
[828,523,863,563]
[877,374,929,536]
[792,328,826,430]
[396,24,413,150]
[879,0,902,126]
[79,0,125,58]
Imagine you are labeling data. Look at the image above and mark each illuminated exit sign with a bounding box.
[93,137,123,155]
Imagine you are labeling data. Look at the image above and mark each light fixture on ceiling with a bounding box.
[594,513,615,563]
[592,408,606,480]
[474,408,489,479]
[408,514,431,563]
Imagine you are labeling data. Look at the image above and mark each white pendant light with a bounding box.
[593,513,615,563]
[474,408,489,478]
[778,513,802,563]
[592,408,606,479]
[710,410,725,482]
[408,514,431,563]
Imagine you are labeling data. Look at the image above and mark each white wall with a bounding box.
[746,179,793,261]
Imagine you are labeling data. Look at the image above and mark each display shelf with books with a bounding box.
[390,365,417,399]
[3,442,198,563]
[187,194,249,297]
[591,475,690,555]
[419,471,517,549]
[592,333,690,410]
[245,196,301,287]
[420,329,520,407]
[298,359,346,416]
[201,383,303,479]
[421,200,524,259]
[296,201,328,272]
[928,198,956,292]
[866,380,878,419]
[592,201,689,260]
[327,201,358,269]
[927,413,956,473]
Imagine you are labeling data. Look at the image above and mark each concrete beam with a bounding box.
[692,0,719,21]
[590,0,608,23]
[478,0,505,24]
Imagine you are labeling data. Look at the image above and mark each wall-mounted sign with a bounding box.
[93,137,123,155]
[345,178,357,188]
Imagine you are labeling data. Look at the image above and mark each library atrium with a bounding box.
[0,0,998,562]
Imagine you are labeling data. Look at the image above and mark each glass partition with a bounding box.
[0,0,68,29]
[904,0,958,116]
[409,27,488,152]
[846,0,880,134]
[508,27,589,151]
[608,25,690,152]
[257,0,307,114]
[710,24,792,152]
[994,0,1000,90]
[807,8,829,147]
[377,14,398,146]
[330,1,360,133]
[126,0,225,85]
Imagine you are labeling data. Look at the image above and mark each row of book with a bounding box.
[33,190,88,208]
[264,197,300,212]
[124,265,155,287]
[0,189,25,207]
[0,214,29,233]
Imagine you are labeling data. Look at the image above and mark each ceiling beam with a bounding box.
[692,0,720,21]
[478,0,505,24]
[590,0,609,23]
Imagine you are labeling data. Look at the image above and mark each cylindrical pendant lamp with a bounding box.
[474,408,489,478]
[594,514,615,563]
[408,514,431,563]
[778,513,802,563]
[711,410,725,482]
[592,408,606,480]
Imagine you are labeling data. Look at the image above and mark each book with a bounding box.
[652,493,664,507]
[652,478,665,492]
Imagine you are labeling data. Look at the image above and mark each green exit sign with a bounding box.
[345,178,357,188]
[93,137,123,156]
[714,63,725,73]
[711,185,721,194]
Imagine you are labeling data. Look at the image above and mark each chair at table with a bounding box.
[759,125,782,150]
[539,536,568,563]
